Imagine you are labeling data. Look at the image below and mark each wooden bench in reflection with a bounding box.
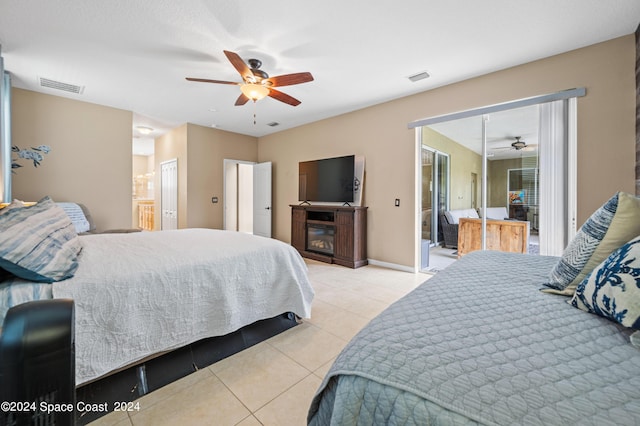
[457,218,529,257]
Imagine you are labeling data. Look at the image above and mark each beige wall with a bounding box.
[8,35,636,269]
[133,155,149,177]
[11,88,132,231]
[259,35,636,268]
[185,123,258,229]
[154,123,258,230]
[422,127,482,210]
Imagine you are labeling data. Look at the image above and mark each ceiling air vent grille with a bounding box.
[407,71,430,83]
[39,77,85,94]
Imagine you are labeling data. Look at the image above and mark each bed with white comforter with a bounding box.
[49,228,314,385]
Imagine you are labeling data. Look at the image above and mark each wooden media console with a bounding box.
[290,205,367,268]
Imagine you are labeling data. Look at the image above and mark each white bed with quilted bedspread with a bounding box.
[51,229,314,385]
[0,198,314,386]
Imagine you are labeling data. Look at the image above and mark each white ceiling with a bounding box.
[1,1,638,156]
[429,104,540,160]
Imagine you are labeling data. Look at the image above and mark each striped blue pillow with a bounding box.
[546,193,617,290]
[0,196,82,282]
[546,192,640,293]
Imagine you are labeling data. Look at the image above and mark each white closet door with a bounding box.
[161,159,178,230]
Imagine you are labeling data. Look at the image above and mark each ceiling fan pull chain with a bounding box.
[253,100,257,125]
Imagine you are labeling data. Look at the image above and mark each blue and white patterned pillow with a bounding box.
[545,192,640,292]
[57,202,91,233]
[570,235,640,329]
[0,196,82,283]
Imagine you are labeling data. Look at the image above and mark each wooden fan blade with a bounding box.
[235,93,250,106]
[268,88,301,106]
[265,72,314,87]
[185,77,239,85]
[223,50,253,82]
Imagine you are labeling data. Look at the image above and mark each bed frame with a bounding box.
[76,312,299,425]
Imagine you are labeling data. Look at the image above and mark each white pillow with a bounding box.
[483,207,509,220]
[445,209,479,225]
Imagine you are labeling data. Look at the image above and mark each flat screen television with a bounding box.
[299,155,355,203]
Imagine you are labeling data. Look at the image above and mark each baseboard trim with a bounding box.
[367,259,416,273]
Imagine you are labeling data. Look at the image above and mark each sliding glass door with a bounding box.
[414,91,580,267]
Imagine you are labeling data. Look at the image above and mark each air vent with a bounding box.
[267,122,280,127]
[39,77,85,94]
[407,71,430,83]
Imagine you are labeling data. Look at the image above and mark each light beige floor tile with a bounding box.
[235,415,263,426]
[133,366,214,411]
[208,341,269,375]
[314,283,390,319]
[345,280,413,304]
[254,374,323,426]
[129,374,249,426]
[344,294,390,319]
[313,357,336,380]
[362,271,428,289]
[312,284,361,308]
[211,344,311,412]
[267,321,347,371]
[87,409,132,426]
[306,299,370,341]
[93,261,428,425]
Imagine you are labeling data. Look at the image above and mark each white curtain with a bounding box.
[538,100,568,256]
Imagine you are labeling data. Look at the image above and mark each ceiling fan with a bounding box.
[186,50,314,107]
[493,136,537,152]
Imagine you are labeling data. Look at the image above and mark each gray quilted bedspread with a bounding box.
[308,251,640,426]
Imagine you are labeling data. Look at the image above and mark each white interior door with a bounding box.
[252,162,272,238]
[223,160,272,236]
[161,159,178,230]
[237,163,254,233]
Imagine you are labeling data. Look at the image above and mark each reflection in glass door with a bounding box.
[421,146,449,246]
[412,90,582,270]
[435,152,450,245]
[421,148,433,242]
[422,102,571,257]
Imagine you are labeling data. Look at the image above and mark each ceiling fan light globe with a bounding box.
[240,83,269,101]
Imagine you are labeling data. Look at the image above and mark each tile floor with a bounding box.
[424,246,458,272]
[88,260,431,426]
